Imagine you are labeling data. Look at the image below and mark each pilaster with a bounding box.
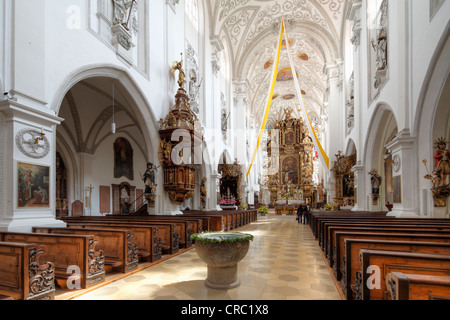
[385,129,419,217]
[0,99,66,232]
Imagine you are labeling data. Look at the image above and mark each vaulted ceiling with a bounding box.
[207,0,350,130]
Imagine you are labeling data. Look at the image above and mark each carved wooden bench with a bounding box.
[309,211,391,238]
[61,218,179,255]
[0,242,55,300]
[386,272,450,300]
[61,223,161,262]
[33,227,138,273]
[181,212,228,231]
[319,219,450,249]
[0,233,105,289]
[340,237,450,300]
[355,249,450,300]
[326,226,450,267]
[112,215,204,234]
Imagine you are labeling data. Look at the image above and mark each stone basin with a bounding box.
[191,232,253,290]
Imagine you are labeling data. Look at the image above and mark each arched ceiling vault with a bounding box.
[207,0,349,128]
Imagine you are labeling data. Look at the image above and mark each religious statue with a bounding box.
[433,137,450,187]
[371,28,388,71]
[171,54,186,89]
[369,169,382,195]
[200,178,207,209]
[188,69,202,114]
[113,0,136,28]
[143,162,157,194]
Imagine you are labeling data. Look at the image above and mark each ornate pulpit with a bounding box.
[158,54,203,205]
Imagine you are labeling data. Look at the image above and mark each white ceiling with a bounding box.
[207,0,349,129]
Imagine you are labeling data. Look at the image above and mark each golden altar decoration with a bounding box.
[331,151,356,207]
[218,159,243,206]
[158,54,203,205]
[267,109,314,208]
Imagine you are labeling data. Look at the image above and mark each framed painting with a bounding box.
[17,162,50,209]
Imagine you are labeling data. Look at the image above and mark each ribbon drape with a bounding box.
[246,20,330,180]
[246,21,285,179]
[283,22,330,170]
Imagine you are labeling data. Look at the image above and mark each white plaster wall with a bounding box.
[87,133,147,216]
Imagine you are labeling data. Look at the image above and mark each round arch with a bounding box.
[50,65,162,215]
[414,24,450,217]
[363,103,398,211]
[49,64,159,161]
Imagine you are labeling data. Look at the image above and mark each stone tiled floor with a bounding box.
[73,215,342,300]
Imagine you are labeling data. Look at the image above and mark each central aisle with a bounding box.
[74,215,342,300]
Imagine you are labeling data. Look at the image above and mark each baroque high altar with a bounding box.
[268,109,315,208]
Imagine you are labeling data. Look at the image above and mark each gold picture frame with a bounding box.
[17,162,50,209]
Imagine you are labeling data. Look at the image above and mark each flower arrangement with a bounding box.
[239,202,248,210]
[324,203,335,211]
[220,196,236,207]
[258,206,269,214]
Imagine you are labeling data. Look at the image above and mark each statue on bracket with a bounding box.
[424,137,450,207]
[433,137,450,187]
[142,162,158,208]
[200,177,207,209]
[113,0,136,29]
[369,169,382,205]
[171,53,186,89]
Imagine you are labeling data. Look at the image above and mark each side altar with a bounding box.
[267,109,315,209]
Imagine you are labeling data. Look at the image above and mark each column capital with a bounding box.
[233,80,249,103]
[346,0,362,22]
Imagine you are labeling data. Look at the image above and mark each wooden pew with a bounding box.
[123,218,193,248]
[0,242,55,300]
[113,215,204,234]
[57,224,161,262]
[308,211,391,238]
[60,219,179,255]
[318,219,450,247]
[340,237,450,299]
[0,232,105,289]
[355,249,450,300]
[33,227,138,273]
[326,225,450,267]
[386,272,450,300]
[181,211,227,231]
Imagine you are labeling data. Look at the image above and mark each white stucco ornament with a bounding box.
[16,128,50,159]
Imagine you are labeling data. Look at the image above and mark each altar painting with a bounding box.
[282,156,298,185]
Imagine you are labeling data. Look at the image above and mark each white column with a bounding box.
[347,0,366,211]
[385,129,419,217]
[0,100,66,232]
[351,162,366,211]
[325,61,344,202]
[233,81,248,163]
[209,171,222,211]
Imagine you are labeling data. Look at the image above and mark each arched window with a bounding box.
[185,0,199,31]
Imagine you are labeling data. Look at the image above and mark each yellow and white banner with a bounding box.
[246,21,285,179]
[283,21,330,170]
[246,20,329,180]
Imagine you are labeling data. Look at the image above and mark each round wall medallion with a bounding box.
[393,155,401,172]
[16,128,50,159]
